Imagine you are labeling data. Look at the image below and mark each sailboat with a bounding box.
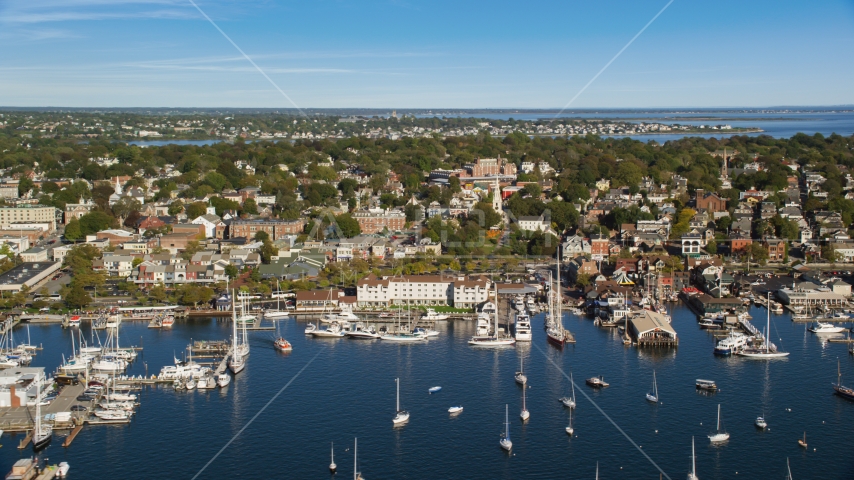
[353,437,364,480]
[738,292,790,358]
[265,279,291,320]
[833,358,854,400]
[708,404,730,443]
[499,404,512,451]
[547,246,568,347]
[560,372,577,408]
[565,411,574,436]
[520,385,530,421]
[688,437,699,480]
[798,432,807,448]
[32,375,52,451]
[468,281,516,347]
[330,442,337,474]
[392,378,409,425]
[786,458,793,480]
[380,304,425,342]
[646,370,659,403]
[228,291,247,374]
[515,356,527,385]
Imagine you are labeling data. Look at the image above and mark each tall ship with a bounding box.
[547,247,571,347]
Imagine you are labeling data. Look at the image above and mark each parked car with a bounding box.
[71,405,87,411]
[76,395,90,402]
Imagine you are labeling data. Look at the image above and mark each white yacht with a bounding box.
[474,313,491,336]
[468,284,516,347]
[346,323,381,339]
[423,308,449,321]
[809,322,847,334]
[714,332,749,355]
[264,280,291,320]
[216,373,231,388]
[737,292,790,359]
[312,321,346,338]
[514,312,532,341]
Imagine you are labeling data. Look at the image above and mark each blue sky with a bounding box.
[1,0,853,108]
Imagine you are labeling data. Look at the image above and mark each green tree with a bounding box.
[168,201,185,216]
[186,202,208,220]
[181,240,204,261]
[64,217,83,241]
[64,284,92,309]
[705,239,717,255]
[575,273,591,288]
[242,198,259,215]
[748,243,769,264]
[260,240,279,264]
[149,284,168,303]
[254,231,270,242]
[334,213,361,238]
[78,211,116,236]
[225,264,239,279]
[822,243,842,263]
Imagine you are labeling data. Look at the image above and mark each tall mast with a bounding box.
[232,289,237,353]
[353,438,357,480]
[692,437,696,478]
[717,404,721,431]
[766,291,771,353]
[556,246,561,331]
[396,378,400,412]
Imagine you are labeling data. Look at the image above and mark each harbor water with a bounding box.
[2,305,853,479]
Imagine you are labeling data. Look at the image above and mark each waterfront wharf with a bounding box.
[63,424,84,447]
[2,384,86,436]
[828,337,854,343]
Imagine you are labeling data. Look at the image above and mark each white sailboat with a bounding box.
[392,378,410,425]
[500,404,512,451]
[380,306,425,342]
[560,372,577,408]
[520,384,530,421]
[228,290,247,374]
[265,279,291,320]
[708,404,730,443]
[353,437,364,480]
[32,375,52,451]
[330,442,337,474]
[565,410,574,436]
[515,356,527,385]
[646,370,659,403]
[738,292,789,358]
[688,437,699,480]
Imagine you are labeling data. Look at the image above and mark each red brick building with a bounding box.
[695,189,727,213]
[763,237,787,262]
[590,234,610,256]
[352,209,406,234]
[226,219,306,240]
[729,233,753,253]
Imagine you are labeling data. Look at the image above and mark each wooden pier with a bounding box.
[17,430,32,449]
[63,424,83,447]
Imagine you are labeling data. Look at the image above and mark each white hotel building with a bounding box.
[357,274,491,309]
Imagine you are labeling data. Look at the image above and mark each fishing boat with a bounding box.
[738,292,790,358]
[216,373,231,388]
[646,370,659,403]
[448,406,463,414]
[273,336,292,352]
[514,356,527,385]
[708,404,730,443]
[67,315,81,328]
[696,379,718,391]
[688,437,698,480]
[514,312,532,341]
[798,432,807,448]
[520,385,530,421]
[833,359,854,400]
[809,322,847,334]
[304,323,317,334]
[272,319,292,351]
[559,372,577,408]
[698,319,721,329]
[392,378,409,425]
[500,404,512,451]
[428,386,442,394]
[586,376,609,388]
[755,415,767,429]
[565,411,574,436]
[330,442,337,474]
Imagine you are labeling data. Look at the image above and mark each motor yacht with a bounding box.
[514,313,532,342]
[714,332,749,355]
[809,322,847,334]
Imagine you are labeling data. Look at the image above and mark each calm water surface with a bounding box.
[2,305,853,479]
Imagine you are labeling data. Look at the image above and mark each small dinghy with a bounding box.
[428,386,442,394]
[448,406,463,414]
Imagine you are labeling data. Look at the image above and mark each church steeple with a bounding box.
[492,179,502,213]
